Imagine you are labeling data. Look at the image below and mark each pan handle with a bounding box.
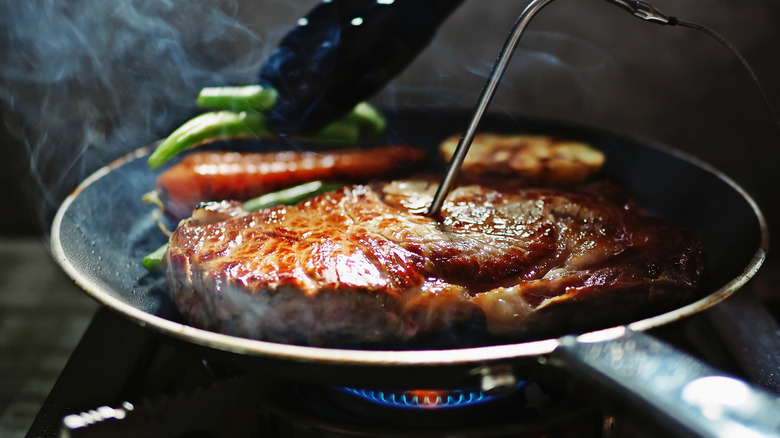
[547,327,780,437]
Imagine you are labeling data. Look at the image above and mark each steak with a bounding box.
[163,178,706,346]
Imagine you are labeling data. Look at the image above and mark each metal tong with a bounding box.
[427,0,672,216]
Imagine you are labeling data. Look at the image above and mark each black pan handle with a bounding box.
[548,327,780,437]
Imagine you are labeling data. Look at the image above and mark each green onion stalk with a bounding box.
[147,85,387,170]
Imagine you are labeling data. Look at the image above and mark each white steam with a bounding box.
[0,0,620,229]
[0,0,273,225]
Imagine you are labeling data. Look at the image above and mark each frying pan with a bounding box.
[50,110,777,436]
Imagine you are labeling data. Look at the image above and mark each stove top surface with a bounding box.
[21,261,780,437]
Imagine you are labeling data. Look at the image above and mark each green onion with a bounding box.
[196,85,278,112]
[345,101,387,135]
[148,83,388,170]
[147,111,267,170]
[147,107,377,170]
[141,244,169,273]
[242,181,343,212]
[308,121,361,144]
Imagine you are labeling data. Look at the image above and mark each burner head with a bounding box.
[266,381,604,437]
[335,384,523,410]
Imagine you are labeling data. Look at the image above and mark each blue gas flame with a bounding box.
[336,384,523,409]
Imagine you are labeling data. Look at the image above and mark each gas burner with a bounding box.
[272,379,603,437]
[334,385,522,409]
[30,285,780,438]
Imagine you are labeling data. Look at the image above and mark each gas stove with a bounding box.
[27,306,601,437]
[27,267,780,438]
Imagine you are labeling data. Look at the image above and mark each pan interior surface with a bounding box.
[50,110,767,370]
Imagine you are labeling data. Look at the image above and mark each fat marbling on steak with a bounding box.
[163,178,706,346]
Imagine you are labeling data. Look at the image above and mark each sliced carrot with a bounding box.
[156,145,427,218]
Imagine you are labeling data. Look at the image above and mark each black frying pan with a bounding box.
[50,110,778,436]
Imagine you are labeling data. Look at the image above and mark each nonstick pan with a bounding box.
[50,110,777,436]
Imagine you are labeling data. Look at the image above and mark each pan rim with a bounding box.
[49,114,769,367]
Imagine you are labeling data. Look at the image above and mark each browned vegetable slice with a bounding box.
[440,134,605,183]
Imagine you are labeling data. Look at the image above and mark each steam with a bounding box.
[483,31,617,95]
[376,17,620,119]
[0,0,272,228]
[0,0,620,231]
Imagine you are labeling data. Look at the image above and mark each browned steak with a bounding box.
[163,178,706,346]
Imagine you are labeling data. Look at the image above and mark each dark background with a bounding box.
[2,0,779,237]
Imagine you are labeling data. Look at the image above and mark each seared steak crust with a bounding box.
[164,178,706,346]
